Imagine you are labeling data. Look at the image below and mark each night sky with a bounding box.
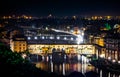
[0,0,120,16]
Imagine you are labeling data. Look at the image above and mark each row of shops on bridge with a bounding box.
[28,44,95,56]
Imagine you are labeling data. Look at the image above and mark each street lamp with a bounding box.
[118,61,120,64]
[99,54,105,58]
[112,59,116,63]
[76,35,83,44]
[108,57,111,60]
[22,53,27,59]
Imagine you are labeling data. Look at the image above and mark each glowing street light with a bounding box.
[112,59,116,63]
[28,37,31,40]
[76,35,83,44]
[118,61,120,64]
[99,54,105,58]
[22,54,27,59]
[108,57,111,60]
[34,36,38,40]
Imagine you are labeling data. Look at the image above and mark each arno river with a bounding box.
[30,54,120,77]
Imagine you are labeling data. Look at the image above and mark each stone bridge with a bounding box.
[28,44,95,56]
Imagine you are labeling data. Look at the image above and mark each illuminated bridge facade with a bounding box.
[26,30,95,55]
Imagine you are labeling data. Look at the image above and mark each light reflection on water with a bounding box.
[35,55,95,75]
[32,55,120,77]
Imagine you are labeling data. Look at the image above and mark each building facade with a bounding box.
[104,33,120,61]
[10,34,27,53]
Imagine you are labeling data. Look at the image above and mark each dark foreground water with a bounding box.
[31,55,120,77]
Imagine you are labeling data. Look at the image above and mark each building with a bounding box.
[93,36,105,59]
[102,25,120,62]
[25,29,95,56]
[10,34,27,53]
[104,33,120,62]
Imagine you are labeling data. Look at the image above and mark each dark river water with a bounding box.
[31,55,120,77]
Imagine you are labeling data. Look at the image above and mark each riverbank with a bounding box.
[90,58,120,75]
